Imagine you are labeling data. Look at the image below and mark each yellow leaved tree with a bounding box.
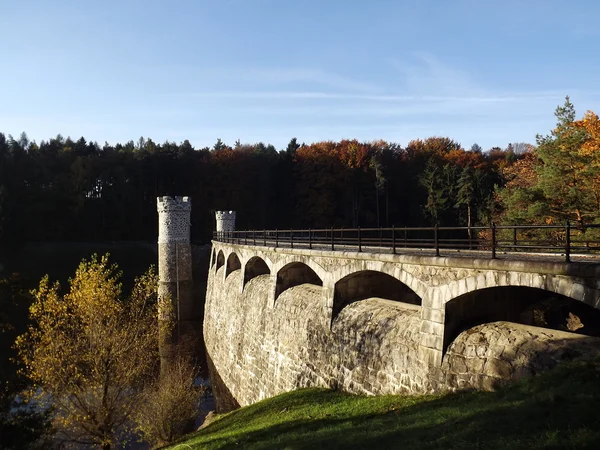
[16,255,160,450]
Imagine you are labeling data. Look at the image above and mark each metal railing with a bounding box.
[213,223,600,263]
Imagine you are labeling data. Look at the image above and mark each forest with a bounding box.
[2,97,600,253]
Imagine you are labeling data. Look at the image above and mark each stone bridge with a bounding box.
[204,240,600,409]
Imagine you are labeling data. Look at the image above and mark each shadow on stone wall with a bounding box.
[443,286,600,355]
[206,353,241,413]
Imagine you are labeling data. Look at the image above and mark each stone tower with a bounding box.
[215,211,236,235]
[157,196,193,370]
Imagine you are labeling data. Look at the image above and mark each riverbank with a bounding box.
[168,357,600,449]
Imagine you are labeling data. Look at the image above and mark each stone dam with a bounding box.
[203,241,600,411]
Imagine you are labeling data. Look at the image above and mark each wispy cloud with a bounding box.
[222,67,381,93]
[388,51,485,96]
[190,90,564,103]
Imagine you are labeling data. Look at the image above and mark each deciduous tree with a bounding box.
[16,255,160,449]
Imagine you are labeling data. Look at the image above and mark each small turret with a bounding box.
[215,211,236,233]
[157,196,191,243]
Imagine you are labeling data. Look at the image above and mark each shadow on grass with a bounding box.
[175,357,600,450]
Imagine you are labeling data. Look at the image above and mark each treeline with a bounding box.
[0,132,524,250]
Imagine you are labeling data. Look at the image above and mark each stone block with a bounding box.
[420,320,444,336]
[420,333,443,350]
[422,307,444,324]
[570,282,585,301]
[466,276,477,292]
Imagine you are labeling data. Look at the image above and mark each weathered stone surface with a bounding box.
[157,197,193,372]
[205,242,600,410]
[204,270,430,408]
[441,322,600,391]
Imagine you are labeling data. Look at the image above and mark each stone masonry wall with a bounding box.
[204,268,430,408]
[205,262,600,410]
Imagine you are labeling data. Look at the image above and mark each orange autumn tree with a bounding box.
[574,111,600,213]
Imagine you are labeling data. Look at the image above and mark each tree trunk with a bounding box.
[385,184,389,227]
[467,204,472,249]
[467,204,472,233]
[375,189,380,228]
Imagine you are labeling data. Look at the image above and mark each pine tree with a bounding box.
[536,97,592,225]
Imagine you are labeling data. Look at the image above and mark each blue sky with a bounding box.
[2,0,599,150]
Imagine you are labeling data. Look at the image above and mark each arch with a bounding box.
[225,252,242,278]
[333,270,422,321]
[215,250,225,272]
[443,286,600,356]
[211,248,216,267]
[275,262,323,301]
[440,272,595,307]
[272,257,327,287]
[244,256,271,289]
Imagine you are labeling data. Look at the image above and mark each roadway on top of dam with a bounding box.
[213,237,600,266]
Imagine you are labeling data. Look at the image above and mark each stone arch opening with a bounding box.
[211,248,216,267]
[333,270,421,321]
[225,252,242,278]
[216,250,225,272]
[244,256,270,289]
[275,262,323,301]
[443,286,600,355]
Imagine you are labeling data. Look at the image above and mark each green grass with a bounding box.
[168,358,600,449]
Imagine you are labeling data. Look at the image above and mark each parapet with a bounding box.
[215,210,236,232]
[157,196,191,243]
[157,196,191,213]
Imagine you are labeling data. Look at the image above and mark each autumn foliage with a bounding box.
[16,255,160,449]
[498,98,600,226]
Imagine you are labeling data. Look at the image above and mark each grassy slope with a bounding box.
[169,358,600,450]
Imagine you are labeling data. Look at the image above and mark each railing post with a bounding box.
[565,220,571,263]
[379,228,383,249]
[309,228,312,249]
[253,230,256,246]
[513,227,517,249]
[263,229,266,246]
[434,225,440,257]
[491,222,497,259]
[358,226,362,252]
[290,229,293,249]
[404,227,407,247]
[331,226,335,251]
[275,229,278,248]
[392,225,396,254]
